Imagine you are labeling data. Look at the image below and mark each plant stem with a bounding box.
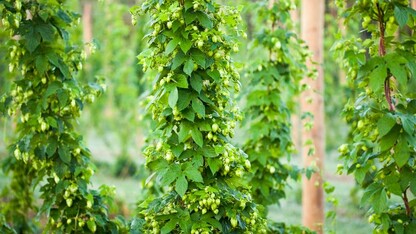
[376,4,395,112]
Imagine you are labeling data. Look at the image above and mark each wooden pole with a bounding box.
[82,1,93,56]
[300,0,325,233]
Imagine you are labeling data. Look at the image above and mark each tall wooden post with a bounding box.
[82,1,93,56]
[300,0,325,233]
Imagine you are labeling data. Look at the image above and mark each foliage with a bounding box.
[131,0,267,232]
[267,220,316,234]
[0,0,126,232]
[0,18,15,150]
[335,0,416,232]
[241,0,308,212]
[0,21,11,97]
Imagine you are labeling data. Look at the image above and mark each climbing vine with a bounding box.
[131,0,266,232]
[335,0,416,232]
[242,0,308,210]
[0,0,125,232]
[240,1,317,233]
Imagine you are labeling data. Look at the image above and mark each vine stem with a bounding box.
[376,4,395,112]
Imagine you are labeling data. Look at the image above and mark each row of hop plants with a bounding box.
[1,0,315,233]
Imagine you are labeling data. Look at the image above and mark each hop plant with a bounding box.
[131,0,267,232]
[0,1,126,233]
[335,0,416,232]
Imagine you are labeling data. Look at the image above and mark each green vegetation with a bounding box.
[0,0,415,233]
[335,0,416,232]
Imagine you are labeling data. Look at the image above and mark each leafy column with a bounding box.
[336,0,416,232]
[131,0,266,233]
[0,1,125,233]
[242,0,308,214]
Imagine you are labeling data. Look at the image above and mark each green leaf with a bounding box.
[192,154,204,167]
[183,10,197,24]
[57,9,72,23]
[161,220,177,234]
[175,175,188,197]
[377,114,396,137]
[207,70,220,82]
[192,98,205,117]
[361,183,387,213]
[48,57,71,78]
[355,167,367,184]
[178,122,191,143]
[384,174,402,196]
[190,74,203,93]
[38,9,50,22]
[183,59,194,76]
[171,145,184,158]
[191,50,206,68]
[206,218,222,230]
[177,90,192,111]
[180,38,193,54]
[58,146,71,164]
[35,56,49,74]
[380,127,399,152]
[399,115,414,135]
[175,75,188,88]
[369,63,387,91]
[373,189,388,213]
[36,22,54,42]
[385,53,408,87]
[160,165,180,186]
[172,52,187,70]
[395,149,410,168]
[185,167,203,182]
[25,32,41,53]
[183,109,195,122]
[191,128,203,147]
[165,39,179,55]
[46,116,58,128]
[395,138,410,167]
[207,158,221,175]
[213,146,224,155]
[201,147,217,158]
[394,6,408,28]
[46,140,58,157]
[196,12,213,29]
[410,177,416,195]
[168,88,179,109]
[57,90,69,107]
